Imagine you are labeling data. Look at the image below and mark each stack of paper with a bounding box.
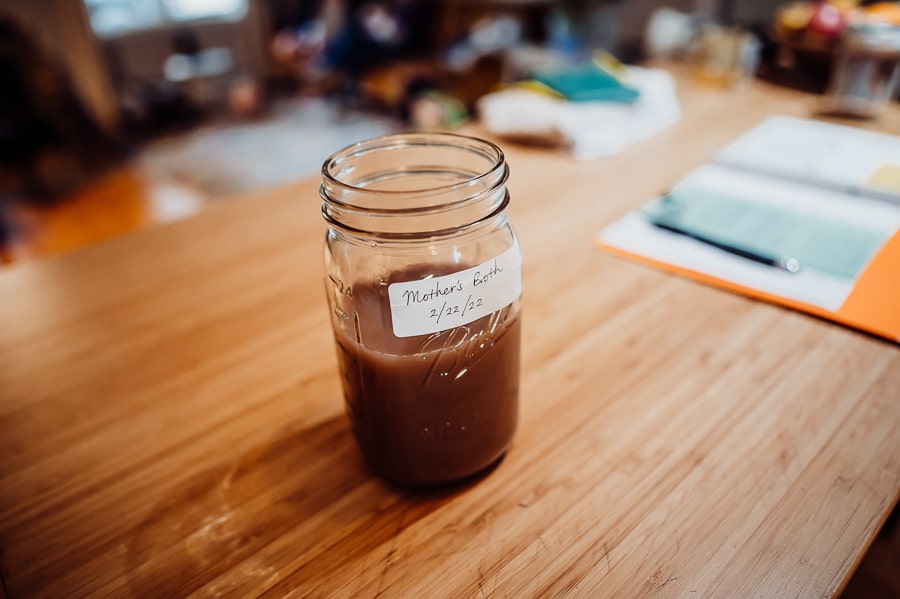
[597,116,900,342]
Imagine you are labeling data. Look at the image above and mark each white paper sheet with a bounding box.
[599,164,900,312]
[716,116,900,205]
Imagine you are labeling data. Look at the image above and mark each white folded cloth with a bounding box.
[478,67,681,160]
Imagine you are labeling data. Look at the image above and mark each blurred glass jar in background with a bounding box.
[825,22,900,118]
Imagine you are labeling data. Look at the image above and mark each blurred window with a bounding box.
[163,0,247,22]
[84,0,247,37]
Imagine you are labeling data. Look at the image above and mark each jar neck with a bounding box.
[321,133,509,238]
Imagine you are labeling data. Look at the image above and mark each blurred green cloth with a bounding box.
[531,64,640,103]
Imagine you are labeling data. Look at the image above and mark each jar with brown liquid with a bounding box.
[321,133,522,487]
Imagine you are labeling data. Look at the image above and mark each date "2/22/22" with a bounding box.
[430,295,483,325]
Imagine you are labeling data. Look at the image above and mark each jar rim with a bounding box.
[321,132,506,197]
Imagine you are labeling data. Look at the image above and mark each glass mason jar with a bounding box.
[321,133,522,487]
[824,23,900,119]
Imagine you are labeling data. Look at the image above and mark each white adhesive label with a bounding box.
[388,247,522,338]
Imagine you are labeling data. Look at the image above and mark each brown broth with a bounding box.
[333,275,520,486]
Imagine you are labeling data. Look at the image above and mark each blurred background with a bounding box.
[0,1,898,595]
[0,0,899,265]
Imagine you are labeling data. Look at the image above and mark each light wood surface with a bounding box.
[1,75,899,598]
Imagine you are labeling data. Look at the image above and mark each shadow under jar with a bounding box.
[321,133,522,487]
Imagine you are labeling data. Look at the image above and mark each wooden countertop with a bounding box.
[1,75,898,598]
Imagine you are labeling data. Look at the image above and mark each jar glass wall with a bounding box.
[321,133,522,487]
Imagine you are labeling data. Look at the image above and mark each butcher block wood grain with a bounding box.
[1,75,899,598]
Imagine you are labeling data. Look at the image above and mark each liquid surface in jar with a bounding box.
[333,266,520,487]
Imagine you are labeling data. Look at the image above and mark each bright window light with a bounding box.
[84,0,247,37]
[163,0,247,21]
[85,0,163,36]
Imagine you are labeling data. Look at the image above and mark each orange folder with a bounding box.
[597,116,900,343]
[597,229,900,343]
